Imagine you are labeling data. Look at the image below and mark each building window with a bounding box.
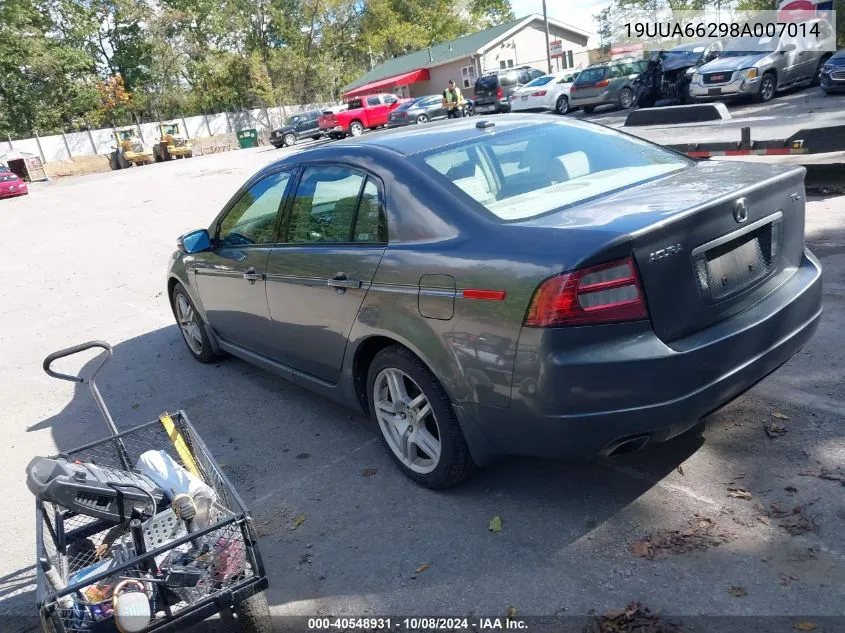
[567,51,574,69]
[500,59,515,69]
[460,64,477,89]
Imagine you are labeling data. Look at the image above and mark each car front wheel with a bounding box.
[367,346,474,488]
[618,87,634,109]
[282,133,296,147]
[171,282,218,363]
[416,114,428,124]
[753,72,776,103]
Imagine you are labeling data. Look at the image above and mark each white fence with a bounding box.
[1,103,338,163]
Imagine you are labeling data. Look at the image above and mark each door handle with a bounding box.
[327,273,362,289]
[242,267,263,284]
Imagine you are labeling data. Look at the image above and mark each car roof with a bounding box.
[287,115,552,159]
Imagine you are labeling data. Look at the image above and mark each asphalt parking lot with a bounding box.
[2,129,845,628]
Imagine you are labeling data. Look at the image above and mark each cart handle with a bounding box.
[43,341,112,384]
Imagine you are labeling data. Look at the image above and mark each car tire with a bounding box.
[617,87,634,109]
[582,105,595,114]
[234,591,272,633]
[349,121,364,137]
[312,135,322,140]
[555,95,569,115]
[109,151,121,170]
[416,114,429,124]
[752,72,776,103]
[366,345,474,489]
[282,133,296,147]
[171,282,218,363]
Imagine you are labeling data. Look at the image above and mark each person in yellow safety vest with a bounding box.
[442,80,465,119]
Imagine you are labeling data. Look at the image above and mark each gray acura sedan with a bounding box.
[167,116,822,488]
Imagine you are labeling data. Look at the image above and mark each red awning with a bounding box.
[344,68,430,98]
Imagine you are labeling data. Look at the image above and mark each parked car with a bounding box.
[634,41,723,107]
[319,93,407,138]
[168,115,821,489]
[387,95,448,127]
[0,171,28,198]
[820,48,845,94]
[473,67,546,114]
[569,58,649,113]
[689,19,835,103]
[510,71,580,114]
[270,110,323,147]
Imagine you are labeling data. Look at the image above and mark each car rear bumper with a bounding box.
[474,100,510,114]
[457,250,822,464]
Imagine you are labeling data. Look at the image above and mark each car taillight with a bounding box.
[531,91,547,97]
[570,85,578,92]
[496,87,504,99]
[595,79,610,88]
[524,258,648,327]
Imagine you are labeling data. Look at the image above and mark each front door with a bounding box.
[264,165,388,383]
[191,170,293,358]
[296,113,318,138]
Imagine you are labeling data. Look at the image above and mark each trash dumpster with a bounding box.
[237,128,258,149]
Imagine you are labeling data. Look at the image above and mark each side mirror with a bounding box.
[178,229,211,254]
[781,43,796,53]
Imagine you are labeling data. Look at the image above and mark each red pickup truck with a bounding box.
[319,93,408,138]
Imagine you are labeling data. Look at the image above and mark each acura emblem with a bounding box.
[733,198,748,223]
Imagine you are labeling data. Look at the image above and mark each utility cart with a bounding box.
[32,341,271,633]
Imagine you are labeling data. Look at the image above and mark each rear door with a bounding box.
[297,112,318,137]
[264,165,388,383]
[191,170,294,358]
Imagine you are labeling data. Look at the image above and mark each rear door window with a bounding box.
[366,96,380,106]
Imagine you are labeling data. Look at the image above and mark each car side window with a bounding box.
[284,166,366,244]
[217,171,291,247]
[352,178,387,243]
[366,96,380,106]
[383,94,398,105]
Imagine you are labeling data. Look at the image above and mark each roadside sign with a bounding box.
[549,40,563,57]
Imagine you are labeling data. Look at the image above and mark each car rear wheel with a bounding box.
[171,282,217,363]
[753,72,776,103]
[349,121,364,137]
[618,87,634,109]
[282,133,296,147]
[367,346,474,489]
[555,95,569,115]
[312,134,322,140]
[416,114,429,124]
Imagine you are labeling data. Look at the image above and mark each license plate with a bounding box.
[478,106,494,113]
[704,232,768,300]
[521,95,528,101]
[708,88,722,96]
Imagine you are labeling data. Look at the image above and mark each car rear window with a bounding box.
[347,98,363,109]
[415,121,690,221]
[475,75,499,91]
[574,67,606,84]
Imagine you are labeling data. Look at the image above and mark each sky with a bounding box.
[510,0,611,47]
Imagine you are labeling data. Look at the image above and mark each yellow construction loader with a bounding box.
[109,126,154,169]
[153,121,193,161]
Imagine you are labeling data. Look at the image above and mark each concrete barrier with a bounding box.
[624,102,731,127]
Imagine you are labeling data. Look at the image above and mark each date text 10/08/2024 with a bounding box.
[307,617,529,631]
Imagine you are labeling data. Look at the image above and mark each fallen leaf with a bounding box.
[794,622,817,631]
[771,412,790,420]
[292,514,306,530]
[780,513,817,536]
[131,403,140,410]
[362,467,378,477]
[415,563,430,574]
[676,464,685,476]
[630,539,652,558]
[785,486,798,492]
[765,422,788,439]
[590,603,683,633]
[728,586,747,597]
[727,486,753,500]
[507,606,517,619]
[488,515,503,533]
[799,468,845,485]
[779,574,797,586]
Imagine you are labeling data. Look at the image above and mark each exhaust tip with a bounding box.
[601,434,650,458]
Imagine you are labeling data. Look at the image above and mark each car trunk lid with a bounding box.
[518,161,807,342]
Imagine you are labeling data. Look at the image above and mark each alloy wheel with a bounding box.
[619,88,634,109]
[373,368,441,474]
[556,95,569,115]
[761,75,775,101]
[175,293,203,355]
[283,133,295,147]
[416,114,428,124]
[350,122,364,136]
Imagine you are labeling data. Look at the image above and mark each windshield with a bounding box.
[573,67,605,84]
[722,35,777,55]
[526,76,554,87]
[416,121,690,221]
[396,97,426,110]
[163,124,178,135]
[665,49,704,63]
[0,174,17,182]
